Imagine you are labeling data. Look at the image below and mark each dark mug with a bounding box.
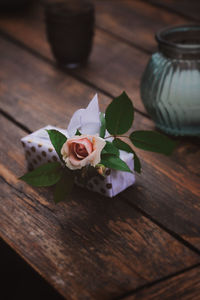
[45,0,95,68]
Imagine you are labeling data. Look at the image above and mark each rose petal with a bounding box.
[61,135,106,170]
[73,138,93,154]
[91,136,106,166]
[75,143,88,158]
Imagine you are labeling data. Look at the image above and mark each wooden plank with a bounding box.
[0,113,199,300]
[0,36,200,255]
[148,0,200,22]
[94,0,187,52]
[125,265,200,300]
[0,3,149,114]
[0,35,149,131]
[0,1,194,116]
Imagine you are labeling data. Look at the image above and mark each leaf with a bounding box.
[100,112,106,138]
[74,165,101,186]
[129,131,177,155]
[101,154,132,173]
[131,152,141,174]
[19,162,62,187]
[101,141,119,156]
[53,170,74,203]
[46,129,67,160]
[113,138,141,173]
[75,129,82,136]
[105,91,134,135]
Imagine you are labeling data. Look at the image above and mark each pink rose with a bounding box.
[61,135,106,170]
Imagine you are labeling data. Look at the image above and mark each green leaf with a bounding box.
[113,138,141,173]
[74,165,101,186]
[129,131,177,155]
[19,162,62,187]
[101,141,119,156]
[131,152,141,174]
[101,154,132,173]
[53,170,74,203]
[105,91,134,135]
[100,112,106,138]
[46,129,67,160]
[75,129,82,136]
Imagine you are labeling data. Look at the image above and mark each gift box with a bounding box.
[21,125,135,197]
[20,93,177,201]
[21,94,136,198]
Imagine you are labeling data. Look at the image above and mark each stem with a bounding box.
[104,135,113,139]
[104,135,129,140]
[115,135,129,139]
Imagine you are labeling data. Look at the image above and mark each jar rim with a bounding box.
[156,24,200,51]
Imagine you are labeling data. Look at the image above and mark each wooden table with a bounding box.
[0,1,200,299]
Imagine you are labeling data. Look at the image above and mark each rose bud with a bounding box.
[95,164,106,176]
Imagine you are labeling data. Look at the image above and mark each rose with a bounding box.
[61,135,106,170]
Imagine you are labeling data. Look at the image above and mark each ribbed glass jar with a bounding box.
[140,25,200,136]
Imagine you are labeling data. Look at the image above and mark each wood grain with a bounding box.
[0,36,200,254]
[0,2,147,114]
[0,2,199,298]
[125,265,200,300]
[0,36,148,131]
[0,1,195,116]
[94,0,187,52]
[0,3,150,114]
[1,114,199,299]
[148,0,200,22]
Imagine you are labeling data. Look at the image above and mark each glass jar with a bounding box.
[140,25,200,136]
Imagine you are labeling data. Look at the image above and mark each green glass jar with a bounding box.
[140,25,200,136]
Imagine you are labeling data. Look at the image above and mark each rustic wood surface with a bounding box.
[2,114,199,299]
[148,0,200,22]
[124,265,200,300]
[0,0,200,299]
[94,0,187,52]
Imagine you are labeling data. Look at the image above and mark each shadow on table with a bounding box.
[0,238,64,300]
[56,186,142,246]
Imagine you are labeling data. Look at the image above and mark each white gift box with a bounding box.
[21,126,135,197]
[21,95,135,197]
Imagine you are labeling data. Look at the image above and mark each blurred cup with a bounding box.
[45,0,95,68]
